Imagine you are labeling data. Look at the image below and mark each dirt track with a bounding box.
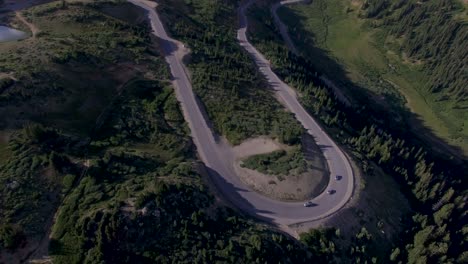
[15,11,39,38]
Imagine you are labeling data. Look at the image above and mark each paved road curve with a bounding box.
[128,0,354,226]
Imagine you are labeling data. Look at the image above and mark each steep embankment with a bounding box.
[277,0,468,155]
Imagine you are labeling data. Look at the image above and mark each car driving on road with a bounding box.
[303,201,315,207]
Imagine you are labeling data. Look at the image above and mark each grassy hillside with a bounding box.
[278,0,468,155]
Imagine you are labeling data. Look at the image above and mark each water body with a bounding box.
[0,26,27,42]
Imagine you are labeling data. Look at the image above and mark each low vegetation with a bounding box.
[0,125,82,252]
[241,147,307,176]
[248,2,467,262]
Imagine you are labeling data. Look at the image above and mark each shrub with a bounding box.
[0,224,24,250]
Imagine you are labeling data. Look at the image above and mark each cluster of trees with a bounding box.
[300,226,383,262]
[48,5,150,65]
[241,147,307,176]
[348,125,458,204]
[157,0,303,145]
[0,224,24,251]
[91,80,189,154]
[247,3,467,262]
[0,125,80,251]
[51,179,315,263]
[361,0,467,108]
[300,228,338,262]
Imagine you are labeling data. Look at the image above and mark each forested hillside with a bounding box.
[248,2,467,262]
[279,0,468,154]
[362,0,467,114]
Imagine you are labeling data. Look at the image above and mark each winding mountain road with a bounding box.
[128,0,354,226]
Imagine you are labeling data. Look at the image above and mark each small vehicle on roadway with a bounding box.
[327,189,336,195]
[303,201,315,207]
[335,175,342,181]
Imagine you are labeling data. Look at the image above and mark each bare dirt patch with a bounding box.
[139,0,157,8]
[15,11,39,38]
[232,136,287,157]
[0,72,16,81]
[350,0,362,8]
[234,163,327,201]
[233,136,329,201]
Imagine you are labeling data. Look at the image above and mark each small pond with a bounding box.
[0,25,27,42]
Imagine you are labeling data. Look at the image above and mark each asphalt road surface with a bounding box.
[128,0,354,226]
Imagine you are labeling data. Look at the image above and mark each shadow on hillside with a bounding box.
[278,4,467,164]
[201,165,279,224]
[302,133,330,197]
[149,33,224,144]
[302,133,329,172]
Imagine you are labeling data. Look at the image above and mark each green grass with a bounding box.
[241,147,307,176]
[279,0,468,154]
